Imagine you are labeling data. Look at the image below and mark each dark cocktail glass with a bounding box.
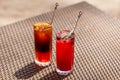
[34,22,52,66]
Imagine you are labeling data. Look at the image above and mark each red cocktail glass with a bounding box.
[56,30,74,75]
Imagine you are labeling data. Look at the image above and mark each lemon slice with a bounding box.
[60,29,74,39]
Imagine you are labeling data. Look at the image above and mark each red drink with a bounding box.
[34,22,52,66]
[56,30,74,75]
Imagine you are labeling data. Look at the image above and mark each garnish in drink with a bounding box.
[56,11,82,75]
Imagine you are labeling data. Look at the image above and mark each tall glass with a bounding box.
[56,30,74,75]
[33,22,52,66]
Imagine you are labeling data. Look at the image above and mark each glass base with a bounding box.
[35,59,50,67]
[56,68,73,76]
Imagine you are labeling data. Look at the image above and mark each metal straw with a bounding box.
[73,11,82,32]
[60,11,82,39]
[50,3,59,24]
[64,11,82,39]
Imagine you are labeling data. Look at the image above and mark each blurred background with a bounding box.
[0,0,120,26]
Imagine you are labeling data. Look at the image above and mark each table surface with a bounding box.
[0,2,120,80]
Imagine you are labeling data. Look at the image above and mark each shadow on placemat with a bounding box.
[40,70,69,80]
[14,62,46,79]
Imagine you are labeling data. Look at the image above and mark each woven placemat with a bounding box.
[0,2,120,80]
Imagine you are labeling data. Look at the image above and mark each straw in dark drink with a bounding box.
[50,3,59,25]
